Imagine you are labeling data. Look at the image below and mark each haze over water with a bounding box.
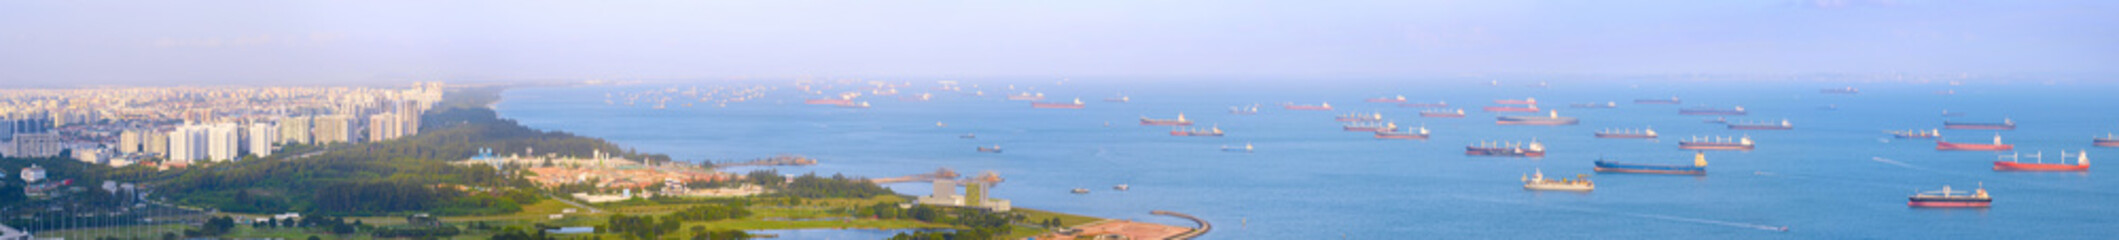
[498,78,2119,239]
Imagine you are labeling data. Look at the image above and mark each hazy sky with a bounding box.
[1,0,2113,86]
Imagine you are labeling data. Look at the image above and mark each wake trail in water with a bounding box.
[1447,195,1789,232]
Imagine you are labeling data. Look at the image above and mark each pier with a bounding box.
[1152,210,1210,240]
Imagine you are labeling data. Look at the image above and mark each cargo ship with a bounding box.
[1030,98,1086,109]
[1336,112,1384,122]
[1595,152,1708,175]
[1420,109,1467,118]
[1006,92,1045,101]
[1171,125,1224,137]
[2098,133,2119,147]
[1522,169,1593,192]
[1284,102,1334,111]
[835,102,871,108]
[1343,122,1399,132]
[1496,110,1580,125]
[1140,113,1193,126]
[1993,151,2088,172]
[1679,106,1747,115]
[1365,95,1408,103]
[1482,105,1540,113]
[804,97,855,105]
[1634,97,1681,104]
[1727,119,1793,130]
[1595,127,1657,139]
[1467,140,1545,157]
[1229,104,1261,115]
[1374,126,1431,140]
[1494,98,1536,105]
[1889,129,1940,139]
[977,145,1003,153]
[1907,184,1991,208]
[1569,102,1618,109]
[1821,87,1859,94]
[1937,135,2013,151]
[1398,101,1448,108]
[1679,136,1755,151]
[1221,143,1254,153]
[1104,95,1130,103]
[1944,118,2014,130]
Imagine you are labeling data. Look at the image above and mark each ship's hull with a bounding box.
[1030,103,1084,109]
[1893,133,1938,139]
[1679,110,1746,115]
[1483,106,1539,112]
[1140,119,1192,126]
[1335,117,1383,122]
[1594,161,1704,175]
[1420,112,1466,118]
[1936,142,2013,151]
[1679,143,1754,150]
[1727,125,1792,130]
[1466,147,1544,157]
[1495,100,1535,105]
[1907,198,1991,208]
[1497,117,1579,125]
[804,99,853,105]
[1170,131,1223,137]
[976,148,1002,153]
[1594,133,1656,139]
[1343,126,1397,132]
[1524,184,1593,192]
[1375,132,1430,140]
[1992,161,2088,171]
[1943,122,2014,130]
[1399,103,1449,108]
[2098,139,2119,147]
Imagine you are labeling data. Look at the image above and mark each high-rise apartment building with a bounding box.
[246,122,276,157]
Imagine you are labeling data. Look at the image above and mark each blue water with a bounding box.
[497,78,2119,239]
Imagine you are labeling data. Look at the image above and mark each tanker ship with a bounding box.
[1944,118,2015,130]
[1030,98,1086,109]
[1937,135,2014,151]
[1889,129,1940,139]
[1375,126,1431,140]
[1726,119,1793,130]
[1496,110,1580,125]
[1993,151,2088,172]
[1594,152,1707,175]
[1679,106,1747,115]
[2098,133,2119,147]
[1420,109,1467,118]
[1343,122,1399,132]
[1139,113,1193,126]
[1594,127,1658,139]
[1908,184,1991,208]
[1679,136,1754,151]
[1467,140,1545,157]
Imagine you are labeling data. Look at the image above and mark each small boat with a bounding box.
[1229,104,1261,115]
[1171,125,1225,137]
[1595,152,1707,175]
[1140,113,1194,126]
[1221,143,1254,153]
[1889,129,1940,139]
[1679,136,1755,151]
[977,145,1002,153]
[1284,102,1334,111]
[1113,184,1130,191]
[1821,87,1859,94]
[1420,109,1467,118]
[1907,184,1991,208]
[1944,118,2014,130]
[1726,119,1793,130]
[1522,169,1593,192]
[1336,112,1385,122]
[1365,95,1408,103]
[1634,97,1681,104]
[1343,122,1399,132]
[1030,98,1086,109]
[1937,134,2014,151]
[1595,127,1657,139]
[1375,126,1431,140]
[1467,140,1545,157]
[1482,105,1540,113]
[1994,151,2088,172]
[1496,110,1579,125]
[1680,106,1747,116]
[2098,133,2119,147]
[1071,188,1090,194]
[1569,102,1618,109]
[1494,98,1536,105]
[1398,101,1448,108]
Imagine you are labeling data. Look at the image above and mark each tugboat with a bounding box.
[1569,102,1618,109]
[1889,129,1941,139]
[1937,134,2014,151]
[1336,112,1385,122]
[1727,119,1793,130]
[1908,183,1991,208]
[1140,113,1194,126]
[1494,98,1537,105]
[1343,122,1399,132]
[1030,98,1086,109]
[1375,126,1431,140]
[1284,102,1334,111]
[1171,125,1225,137]
[1595,152,1708,175]
[1420,109,1467,118]
[1634,97,1681,104]
[1228,104,1261,115]
[1944,118,2015,130]
[1680,106,1747,115]
[977,145,1003,153]
[1466,140,1546,157]
[1496,110,1580,125]
[1221,142,1255,153]
[1821,87,1860,94]
[1679,136,1755,151]
[1482,105,1540,113]
[1522,169,1593,192]
[1595,127,1658,139]
[1398,101,1448,108]
[1994,151,2088,172]
[1365,95,1408,103]
[2098,133,2119,147]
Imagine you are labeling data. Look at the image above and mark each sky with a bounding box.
[1,0,2114,86]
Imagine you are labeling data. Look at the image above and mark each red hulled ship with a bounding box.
[1140,113,1193,126]
[1482,105,1540,113]
[1030,98,1086,109]
[1937,135,2013,151]
[1993,151,2088,172]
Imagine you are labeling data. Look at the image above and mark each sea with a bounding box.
[494,77,2119,239]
